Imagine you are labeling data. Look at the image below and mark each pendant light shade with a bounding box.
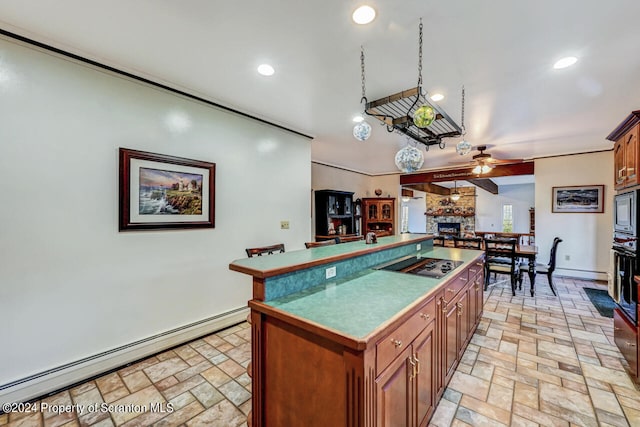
[413,104,436,128]
[395,145,424,173]
[456,139,472,155]
[450,180,461,201]
[353,120,372,141]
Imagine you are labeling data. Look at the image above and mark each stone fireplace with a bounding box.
[425,186,476,236]
[437,222,461,238]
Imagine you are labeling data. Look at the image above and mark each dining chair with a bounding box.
[305,239,338,248]
[518,237,562,296]
[484,238,520,295]
[453,236,482,249]
[245,243,285,258]
[433,236,445,247]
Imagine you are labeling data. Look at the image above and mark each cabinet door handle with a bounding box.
[408,355,416,380]
[420,312,431,321]
[441,298,448,312]
[391,339,402,348]
[627,342,636,347]
[414,354,420,375]
[457,302,464,316]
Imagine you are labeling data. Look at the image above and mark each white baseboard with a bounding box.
[0,307,249,405]
[555,268,607,282]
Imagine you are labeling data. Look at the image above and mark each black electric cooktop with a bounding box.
[375,255,463,279]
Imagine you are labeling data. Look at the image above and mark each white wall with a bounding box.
[0,36,311,400]
[476,183,535,233]
[311,164,404,235]
[535,152,613,280]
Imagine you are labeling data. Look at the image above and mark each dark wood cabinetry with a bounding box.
[363,197,395,236]
[315,190,355,240]
[607,111,640,190]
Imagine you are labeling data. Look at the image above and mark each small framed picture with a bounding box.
[119,148,216,231]
[552,185,604,213]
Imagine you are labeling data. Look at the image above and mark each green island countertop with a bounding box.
[261,246,482,340]
[229,233,434,279]
[230,235,484,344]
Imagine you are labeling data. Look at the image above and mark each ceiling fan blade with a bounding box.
[488,158,524,164]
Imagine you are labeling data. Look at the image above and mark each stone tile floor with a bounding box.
[2,274,639,426]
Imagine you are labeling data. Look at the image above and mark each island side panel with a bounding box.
[252,311,369,426]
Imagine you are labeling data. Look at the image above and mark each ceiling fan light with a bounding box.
[353,120,372,141]
[472,164,482,175]
[413,104,436,128]
[395,145,424,173]
[481,164,492,173]
[450,192,461,202]
[456,139,472,156]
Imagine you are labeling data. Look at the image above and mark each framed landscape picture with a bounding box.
[552,185,604,213]
[119,148,215,231]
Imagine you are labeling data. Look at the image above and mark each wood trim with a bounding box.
[400,162,534,185]
[230,235,434,279]
[606,110,640,141]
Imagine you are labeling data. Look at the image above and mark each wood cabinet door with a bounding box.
[457,289,470,358]
[614,139,626,189]
[414,323,436,427]
[625,125,639,187]
[443,297,459,383]
[376,346,412,427]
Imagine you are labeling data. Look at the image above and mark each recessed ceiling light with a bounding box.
[353,115,364,123]
[430,93,444,102]
[257,64,275,76]
[352,5,376,25]
[553,56,578,69]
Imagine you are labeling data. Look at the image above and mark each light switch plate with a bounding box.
[326,266,336,279]
[416,243,421,251]
[280,221,290,229]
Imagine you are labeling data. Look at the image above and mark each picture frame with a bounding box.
[119,148,215,231]
[552,185,604,213]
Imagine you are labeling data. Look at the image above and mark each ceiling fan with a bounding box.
[454,145,523,174]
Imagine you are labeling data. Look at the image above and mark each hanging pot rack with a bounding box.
[365,87,462,147]
[358,18,463,148]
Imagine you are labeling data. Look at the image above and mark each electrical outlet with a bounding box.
[280,220,290,229]
[416,243,421,251]
[565,255,570,261]
[326,266,336,279]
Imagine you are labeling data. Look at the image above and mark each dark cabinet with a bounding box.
[314,190,355,240]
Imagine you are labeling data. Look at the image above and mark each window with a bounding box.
[502,204,513,232]
[401,205,409,233]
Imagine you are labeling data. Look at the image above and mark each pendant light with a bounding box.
[450,180,461,201]
[353,46,372,141]
[456,85,472,155]
[395,138,424,173]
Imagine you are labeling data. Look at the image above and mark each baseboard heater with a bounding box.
[0,306,249,405]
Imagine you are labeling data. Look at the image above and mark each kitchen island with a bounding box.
[229,234,484,427]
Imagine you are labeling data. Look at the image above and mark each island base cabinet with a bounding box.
[248,255,484,427]
[375,322,436,427]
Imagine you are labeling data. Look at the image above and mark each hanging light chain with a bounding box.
[360,45,367,102]
[417,18,423,91]
[461,85,466,134]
